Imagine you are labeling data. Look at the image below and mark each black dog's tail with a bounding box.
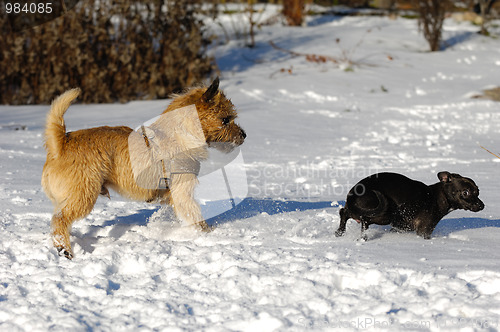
[347,188,388,218]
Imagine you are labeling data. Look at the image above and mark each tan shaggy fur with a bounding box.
[41,78,246,259]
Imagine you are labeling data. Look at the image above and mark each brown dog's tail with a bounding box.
[44,88,81,157]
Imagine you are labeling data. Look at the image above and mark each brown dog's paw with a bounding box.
[56,246,74,260]
[196,221,213,233]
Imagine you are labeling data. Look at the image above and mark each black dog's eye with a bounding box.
[221,117,231,125]
[462,190,470,197]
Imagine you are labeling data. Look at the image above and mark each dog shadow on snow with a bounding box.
[92,197,335,231]
[205,197,337,225]
[74,198,500,253]
[366,217,500,241]
[210,199,500,239]
[433,217,500,237]
[72,210,154,254]
[74,198,335,253]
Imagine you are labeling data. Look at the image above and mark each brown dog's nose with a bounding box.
[241,129,247,139]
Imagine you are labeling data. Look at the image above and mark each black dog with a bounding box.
[335,172,484,240]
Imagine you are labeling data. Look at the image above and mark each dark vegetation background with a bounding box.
[0,0,213,104]
[0,0,497,104]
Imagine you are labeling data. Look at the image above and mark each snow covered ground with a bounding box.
[1,6,500,331]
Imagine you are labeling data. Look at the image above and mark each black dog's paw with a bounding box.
[357,235,368,242]
[335,229,345,237]
[416,230,432,239]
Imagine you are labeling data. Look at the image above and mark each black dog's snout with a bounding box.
[469,199,485,212]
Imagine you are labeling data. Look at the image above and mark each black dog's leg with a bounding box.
[359,220,369,241]
[335,207,349,237]
[416,227,433,239]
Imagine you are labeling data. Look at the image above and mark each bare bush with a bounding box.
[416,0,451,52]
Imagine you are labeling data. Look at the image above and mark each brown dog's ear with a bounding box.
[202,77,219,102]
[438,171,452,183]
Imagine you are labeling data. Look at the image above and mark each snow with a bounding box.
[1,6,500,331]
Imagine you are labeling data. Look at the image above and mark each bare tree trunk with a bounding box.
[478,0,493,35]
[283,0,306,26]
[248,0,256,47]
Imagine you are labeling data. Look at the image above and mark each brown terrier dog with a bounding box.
[42,78,246,259]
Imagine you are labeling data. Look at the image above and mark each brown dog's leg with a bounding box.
[415,222,434,239]
[51,191,99,259]
[169,173,211,232]
[51,212,75,259]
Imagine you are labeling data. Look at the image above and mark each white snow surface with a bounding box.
[1,7,500,331]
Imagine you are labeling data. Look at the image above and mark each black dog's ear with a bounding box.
[202,77,219,102]
[438,171,453,183]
